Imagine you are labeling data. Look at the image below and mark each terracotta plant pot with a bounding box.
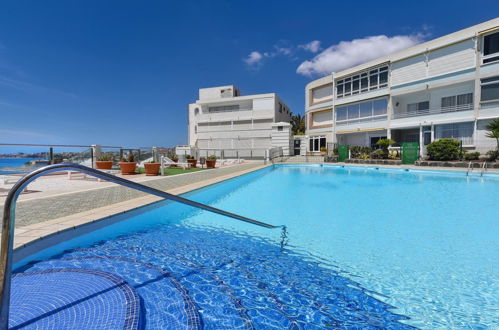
[144,163,161,176]
[119,162,137,175]
[96,161,113,170]
[187,159,197,168]
[206,159,216,168]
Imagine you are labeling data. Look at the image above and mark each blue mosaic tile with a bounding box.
[10,268,140,329]
[13,224,414,329]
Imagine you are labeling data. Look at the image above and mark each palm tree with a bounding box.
[290,114,305,135]
[485,118,499,150]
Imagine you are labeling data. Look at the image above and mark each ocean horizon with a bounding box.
[0,158,46,175]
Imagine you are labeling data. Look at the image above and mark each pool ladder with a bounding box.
[466,161,488,177]
[0,163,287,328]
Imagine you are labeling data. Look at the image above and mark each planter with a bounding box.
[187,159,197,168]
[96,161,113,170]
[144,163,161,176]
[119,162,137,175]
[206,159,216,168]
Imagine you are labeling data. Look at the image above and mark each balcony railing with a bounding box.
[392,104,473,119]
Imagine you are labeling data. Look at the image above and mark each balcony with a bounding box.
[392,104,473,119]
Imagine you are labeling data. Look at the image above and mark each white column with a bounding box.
[419,125,424,157]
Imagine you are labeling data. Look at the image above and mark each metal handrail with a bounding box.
[0,163,283,327]
[480,162,487,177]
[466,161,473,176]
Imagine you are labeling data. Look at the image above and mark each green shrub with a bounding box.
[121,153,135,162]
[371,149,385,159]
[375,138,396,159]
[463,152,480,161]
[97,153,113,161]
[207,155,217,160]
[186,155,195,160]
[486,150,498,161]
[426,138,461,161]
[350,146,371,158]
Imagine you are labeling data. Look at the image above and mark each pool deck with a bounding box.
[6,161,499,252]
[4,162,268,250]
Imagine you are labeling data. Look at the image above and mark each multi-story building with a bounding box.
[187,85,292,158]
[305,18,499,156]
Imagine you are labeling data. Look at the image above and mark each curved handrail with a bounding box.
[0,163,281,327]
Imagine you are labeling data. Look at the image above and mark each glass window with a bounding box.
[347,104,359,119]
[483,32,499,62]
[336,83,344,97]
[344,80,351,94]
[379,71,388,85]
[336,106,347,121]
[361,76,369,91]
[457,93,473,106]
[435,122,474,145]
[481,77,499,102]
[373,98,388,116]
[441,96,456,109]
[352,76,360,93]
[359,101,372,117]
[369,73,378,89]
[314,138,319,151]
[319,137,326,149]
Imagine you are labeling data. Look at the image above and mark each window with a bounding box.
[336,65,389,98]
[309,136,326,152]
[435,122,474,146]
[441,93,473,111]
[208,104,240,113]
[336,98,388,125]
[194,108,199,115]
[483,32,499,64]
[481,76,499,102]
[277,126,283,131]
[407,101,429,114]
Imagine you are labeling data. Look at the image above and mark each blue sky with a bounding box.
[1,0,498,150]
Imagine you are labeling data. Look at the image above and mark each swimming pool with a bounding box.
[11,165,499,328]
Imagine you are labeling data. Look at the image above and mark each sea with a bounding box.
[0,158,46,175]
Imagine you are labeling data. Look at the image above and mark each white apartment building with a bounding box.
[187,85,292,158]
[305,18,499,156]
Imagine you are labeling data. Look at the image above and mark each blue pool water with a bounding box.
[0,158,44,174]
[12,165,499,328]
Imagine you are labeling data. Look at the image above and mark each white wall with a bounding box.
[476,119,498,154]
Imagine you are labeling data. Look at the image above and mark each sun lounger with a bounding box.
[160,156,189,175]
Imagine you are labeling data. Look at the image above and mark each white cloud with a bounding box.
[243,51,263,66]
[298,40,321,53]
[296,34,424,77]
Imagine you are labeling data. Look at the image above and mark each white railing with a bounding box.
[392,104,473,119]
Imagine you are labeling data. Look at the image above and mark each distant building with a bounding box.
[186,85,292,158]
[305,18,499,156]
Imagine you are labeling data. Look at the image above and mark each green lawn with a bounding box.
[136,166,209,176]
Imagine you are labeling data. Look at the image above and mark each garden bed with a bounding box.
[344,159,402,165]
[415,160,499,168]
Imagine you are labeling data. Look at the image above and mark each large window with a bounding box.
[481,76,499,102]
[407,101,430,114]
[336,66,388,98]
[336,98,388,125]
[441,93,473,111]
[483,32,499,64]
[309,136,326,152]
[435,122,474,146]
[208,104,240,113]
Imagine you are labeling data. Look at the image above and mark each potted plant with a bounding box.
[206,155,217,168]
[96,153,113,170]
[119,153,137,175]
[171,155,178,163]
[144,159,161,176]
[320,146,327,156]
[186,155,197,168]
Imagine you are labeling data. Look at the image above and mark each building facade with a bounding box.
[305,18,499,156]
[187,85,292,158]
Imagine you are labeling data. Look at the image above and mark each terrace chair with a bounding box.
[160,156,189,175]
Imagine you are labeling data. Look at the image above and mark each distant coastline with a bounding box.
[0,158,47,175]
